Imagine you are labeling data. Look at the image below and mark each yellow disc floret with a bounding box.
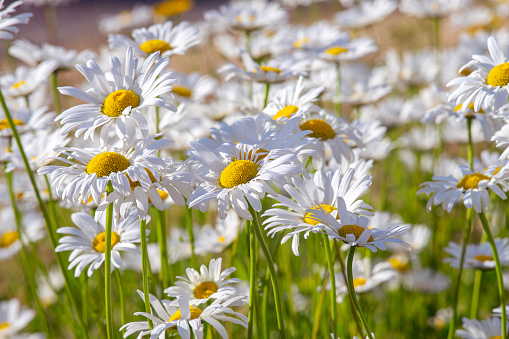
[300,119,336,140]
[353,278,367,288]
[139,39,173,55]
[93,231,120,253]
[456,173,490,190]
[0,119,24,131]
[154,0,193,16]
[172,85,193,98]
[219,160,259,188]
[487,62,509,87]
[193,282,219,299]
[0,231,19,248]
[325,47,349,56]
[489,336,502,339]
[473,254,494,262]
[303,204,337,226]
[389,257,409,272]
[258,66,282,74]
[169,306,203,322]
[102,90,140,117]
[338,224,374,243]
[0,323,9,330]
[273,105,299,120]
[293,37,309,49]
[11,80,26,89]
[86,152,130,177]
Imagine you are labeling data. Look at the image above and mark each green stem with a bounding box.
[447,209,473,339]
[140,218,153,330]
[248,220,256,339]
[185,207,196,268]
[312,278,328,339]
[263,83,270,108]
[249,205,286,339]
[50,71,61,114]
[470,270,483,319]
[104,183,114,339]
[334,62,341,117]
[347,247,374,339]
[467,117,474,170]
[115,269,126,335]
[323,234,338,338]
[479,211,507,339]
[155,209,169,289]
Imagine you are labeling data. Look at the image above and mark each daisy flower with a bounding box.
[56,47,176,144]
[0,299,35,337]
[263,168,373,256]
[334,0,397,29]
[0,1,32,40]
[0,106,55,138]
[186,142,304,220]
[307,197,412,252]
[0,60,57,98]
[194,212,242,255]
[165,258,242,305]
[491,123,509,160]
[121,292,248,339]
[170,71,217,103]
[417,164,509,213]
[55,209,143,277]
[444,238,509,270]
[98,4,154,34]
[456,317,507,339]
[399,0,468,18]
[37,135,171,205]
[0,208,45,261]
[108,21,200,59]
[448,36,509,113]
[318,38,378,63]
[287,21,349,56]
[402,268,451,293]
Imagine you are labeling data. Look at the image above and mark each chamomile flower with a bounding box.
[109,21,200,59]
[402,268,451,293]
[165,258,241,305]
[491,123,509,160]
[0,299,35,337]
[194,212,241,255]
[0,1,32,40]
[456,317,507,339]
[0,208,45,260]
[187,142,304,220]
[56,48,176,144]
[37,135,171,205]
[171,71,217,103]
[318,38,378,63]
[55,209,144,277]
[121,293,247,339]
[448,36,509,113]
[307,197,412,252]
[334,0,397,29]
[444,238,509,270]
[0,60,57,98]
[417,164,509,213]
[287,21,349,56]
[0,106,55,138]
[263,168,373,256]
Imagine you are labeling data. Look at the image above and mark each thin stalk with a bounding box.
[334,62,342,117]
[140,218,154,330]
[82,276,88,329]
[311,277,329,339]
[447,209,473,339]
[246,30,253,99]
[50,71,61,114]
[249,205,286,339]
[467,117,474,170]
[248,220,256,339]
[155,209,169,289]
[323,234,338,338]
[470,270,483,319]
[185,207,196,268]
[44,174,61,230]
[347,247,374,339]
[263,83,270,108]
[104,183,114,339]
[115,269,126,335]
[479,211,506,339]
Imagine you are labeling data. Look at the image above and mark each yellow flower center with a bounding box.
[303,204,337,226]
[273,105,299,120]
[86,152,130,178]
[257,66,282,74]
[486,62,509,87]
[456,173,490,190]
[0,231,19,248]
[293,37,309,49]
[389,257,409,272]
[219,236,226,243]
[169,306,203,322]
[139,39,173,55]
[11,80,26,89]
[0,118,24,131]
[454,103,484,116]
[193,282,219,299]
[154,0,193,16]
[473,254,494,262]
[490,337,502,339]
[236,14,256,22]
[92,231,120,253]
[219,159,259,189]
[353,278,367,288]
[172,85,193,98]
[0,322,9,330]
[434,318,446,329]
[300,119,336,140]
[102,89,140,117]
[325,47,349,55]
[338,224,374,242]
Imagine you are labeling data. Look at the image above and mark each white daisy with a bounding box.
[186,142,304,220]
[318,38,378,63]
[286,21,349,56]
[491,123,509,160]
[0,60,57,98]
[417,164,509,213]
[0,1,32,40]
[456,317,507,339]
[170,71,217,103]
[0,106,55,138]
[55,208,143,277]
[334,0,397,29]
[402,268,451,293]
[448,36,509,113]
[108,21,200,59]
[399,0,469,18]
[0,208,45,261]
[444,238,509,270]
[37,135,171,205]
[263,168,373,256]
[194,212,242,255]
[0,299,35,337]
[165,258,241,305]
[97,4,154,35]
[56,48,176,144]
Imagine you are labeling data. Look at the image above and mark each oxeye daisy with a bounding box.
[109,21,200,59]
[402,268,451,294]
[37,135,171,205]
[120,293,248,339]
[164,258,241,305]
[444,238,509,270]
[0,299,35,337]
[0,208,45,260]
[56,47,176,144]
[448,36,509,113]
[194,212,242,255]
[263,168,373,256]
[456,317,508,339]
[334,0,397,29]
[307,197,412,252]
[0,106,55,138]
[170,71,217,103]
[318,38,377,63]
[187,142,304,220]
[417,164,509,213]
[55,209,144,277]
[0,60,57,99]
[0,0,32,40]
